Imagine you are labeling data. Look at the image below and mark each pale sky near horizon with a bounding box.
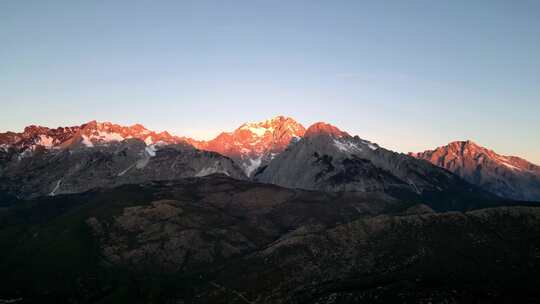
[1,1,539,163]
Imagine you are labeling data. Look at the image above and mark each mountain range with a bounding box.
[1,116,538,202]
[1,116,540,303]
[0,116,305,177]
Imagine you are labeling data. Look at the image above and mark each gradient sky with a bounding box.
[1,1,539,163]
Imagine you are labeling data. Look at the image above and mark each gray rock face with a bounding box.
[254,123,492,210]
[412,141,540,201]
[0,139,245,198]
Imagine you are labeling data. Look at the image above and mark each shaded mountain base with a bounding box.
[0,175,539,303]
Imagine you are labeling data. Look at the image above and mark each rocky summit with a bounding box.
[254,122,498,211]
[411,140,540,201]
[190,116,306,176]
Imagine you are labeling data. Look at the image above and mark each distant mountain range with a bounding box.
[0,116,305,177]
[1,116,538,202]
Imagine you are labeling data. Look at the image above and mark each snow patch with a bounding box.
[501,162,522,171]
[240,124,270,137]
[17,149,32,160]
[367,143,378,150]
[135,145,157,169]
[118,164,135,176]
[244,156,262,177]
[333,139,361,153]
[495,155,523,171]
[49,179,62,196]
[37,135,55,148]
[407,178,421,194]
[81,135,94,147]
[195,162,230,177]
[97,131,124,142]
[145,145,157,157]
[144,136,154,145]
[357,139,378,150]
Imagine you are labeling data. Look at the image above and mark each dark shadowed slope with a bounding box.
[1,175,539,303]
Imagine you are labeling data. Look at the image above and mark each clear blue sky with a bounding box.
[1,0,539,163]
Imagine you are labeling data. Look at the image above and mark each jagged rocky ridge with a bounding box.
[254,122,498,211]
[1,117,538,204]
[188,116,306,176]
[0,116,304,183]
[411,140,540,201]
[0,139,244,199]
[0,120,188,152]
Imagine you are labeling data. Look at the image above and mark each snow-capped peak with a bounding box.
[196,116,306,176]
[239,123,272,136]
[0,121,189,154]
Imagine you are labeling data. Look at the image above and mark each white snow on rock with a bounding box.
[501,161,522,171]
[195,162,230,177]
[97,131,124,142]
[363,141,378,150]
[333,139,362,153]
[495,155,523,171]
[135,145,157,170]
[81,135,94,147]
[243,126,268,136]
[240,122,274,137]
[17,149,33,160]
[357,139,378,151]
[37,135,55,148]
[144,136,154,145]
[244,156,262,177]
[118,164,135,176]
[49,179,62,196]
[145,145,157,157]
